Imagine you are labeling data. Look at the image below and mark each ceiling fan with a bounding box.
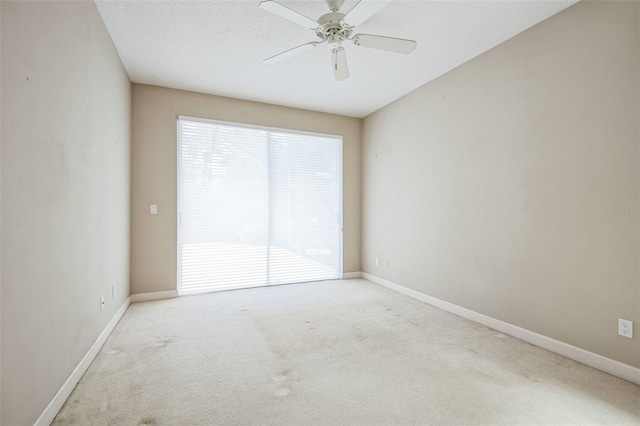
[259,0,417,81]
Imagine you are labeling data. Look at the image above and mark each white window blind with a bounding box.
[177,116,342,295]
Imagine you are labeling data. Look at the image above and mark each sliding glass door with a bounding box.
[177,116,342,295]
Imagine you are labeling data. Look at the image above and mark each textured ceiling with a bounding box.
[95,0,577,118]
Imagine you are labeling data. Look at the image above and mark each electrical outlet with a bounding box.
[618,318,633,338]
[150,204,158,215]
[375,257,379,266]
[384,260,389,268]
[100,296,105,312]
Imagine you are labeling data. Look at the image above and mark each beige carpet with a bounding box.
[54,279,640,425]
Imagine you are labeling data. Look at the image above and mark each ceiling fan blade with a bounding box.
[259,1,318,29]
[352,33,417,54]
[264,42,318,64]
[331,47,349,81]
[342,0,392,28]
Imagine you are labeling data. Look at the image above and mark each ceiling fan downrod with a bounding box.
[326,0,345,12]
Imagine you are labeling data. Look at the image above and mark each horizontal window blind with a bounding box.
[177,117,342,295]
[269,131,342,286]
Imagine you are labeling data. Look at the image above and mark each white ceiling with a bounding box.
[96,0,577,118]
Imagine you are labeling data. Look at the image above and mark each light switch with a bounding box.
[150,204,158,215]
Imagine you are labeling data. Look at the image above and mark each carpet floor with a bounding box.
[53,279,640,425]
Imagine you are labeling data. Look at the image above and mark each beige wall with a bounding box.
[131,84,361,295]
[1,1,131,424]
[362,0,640,368]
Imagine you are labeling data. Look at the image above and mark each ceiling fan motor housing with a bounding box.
[316,12,352,44]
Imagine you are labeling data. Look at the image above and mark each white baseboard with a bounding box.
[35,296,131,426]
[362,272,640,386]
[342,271,362,279]
[130,289,178,303]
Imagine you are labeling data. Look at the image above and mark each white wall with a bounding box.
[1,1,131,424]
[130,84,361,295]
[362,0,639,368]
